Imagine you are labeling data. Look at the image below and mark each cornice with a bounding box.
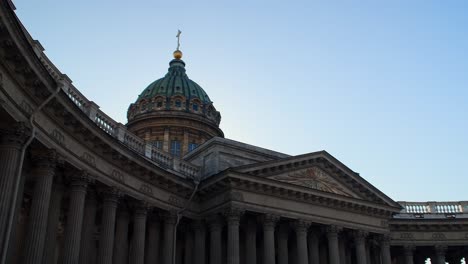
[198,171,399,219]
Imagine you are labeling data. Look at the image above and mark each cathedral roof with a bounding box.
[136,58,212,104]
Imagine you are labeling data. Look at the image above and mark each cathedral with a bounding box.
[0,1,467,264]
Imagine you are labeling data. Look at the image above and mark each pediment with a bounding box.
[268,167,359,198]
[233,150,402,208]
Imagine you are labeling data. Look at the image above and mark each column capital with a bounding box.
[403,245,415,256]
[0,122,31,147]
[208,214,224,231]
[378,233,392,244]
[325,225,342,238]
[192,219,206,230]
[259,214,280,229]
[69,170,94,188]
[222,207,244,224]
[292,219,310,233]
[31,148,57,170]
[161,210,178,224]
[130,200,150,216]
[435,245,447,255]
[99,186,122,203]
[353,230,369,243]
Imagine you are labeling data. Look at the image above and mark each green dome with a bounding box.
[127,57,221,126]
[137,59,212,103]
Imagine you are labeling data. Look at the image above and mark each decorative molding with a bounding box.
[224,191,244,202]
[111,170,125,183]
[139,183,154,196]
[431,232,446,240]
[167,195,184,207]
[400,233,414,239]
[20,100,33,115]
[50,129,65,146]
[81,152,96,167]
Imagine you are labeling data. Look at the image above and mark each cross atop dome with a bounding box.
[174,30,183,59]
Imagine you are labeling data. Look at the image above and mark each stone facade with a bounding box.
[0,3,467,264]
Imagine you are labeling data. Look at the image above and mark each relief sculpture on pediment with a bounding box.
[270,167,353,197]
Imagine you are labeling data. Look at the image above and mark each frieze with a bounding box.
[50,129,65,146]
[224,191,244,202]
[139,183,153,196]
[168,196,185,207]
[81,152,96,167]
[431,233,446,240]
[380,220,389,227]
[111,170,125,183]
[20,100,33,115]
[400,233,414,239]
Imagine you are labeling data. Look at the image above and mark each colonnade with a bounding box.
[0,124,462,264]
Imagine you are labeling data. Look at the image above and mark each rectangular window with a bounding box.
[171,140,181,157]
[188,143,198,152]
[152,140,163,150]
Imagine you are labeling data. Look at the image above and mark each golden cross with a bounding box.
[176,30,182,50]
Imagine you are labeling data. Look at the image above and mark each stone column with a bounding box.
[403,245,414,264]
[209,215,223,264]
[130,204,147,264]
[339,235,347,264]
[434,245,447,264]
[113,207,130,264]
[225,208,244,264]
[380,235,391,264]
[184,228,193,264]
[145,213,160,264]
[97,188,120,264]
[277,223,289,264]
[293,220,309,264]
[193,220,206,264]
[307,230,320,264]
[79,189,97,264]
[42,181,64,264]
[162,212,177,264]
[61,171,92,264]
[21,149,57,264]
[354,230,368,264]
[326,225,341,264]
[0,123,29,252]
[263,215,279,264]
[245,217,257,264]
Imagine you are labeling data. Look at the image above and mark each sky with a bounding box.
[12,0,468,202]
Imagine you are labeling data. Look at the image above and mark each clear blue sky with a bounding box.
[13,0,468,201]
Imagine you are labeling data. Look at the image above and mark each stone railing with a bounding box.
[55,68,201,179]
[398,201,468,214]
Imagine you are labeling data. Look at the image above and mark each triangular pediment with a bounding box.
[268,167,359,198]
[233,150,401,208]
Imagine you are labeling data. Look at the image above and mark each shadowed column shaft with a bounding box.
[277,226,288,264]
[355,233,367,264]
[145,219,160,264]
[245,220,256,264]
[295,223,308,264]
[184,230,193,264]
[194,223,206,264]
[22,155,56,264]
[130,208,147,264]
[327,227,340,264]
[0,125,28,253]
[162,214,176,264]
[308,232,319,264]
[263,218,276,264]
[113,210,129,264]
[380,236,391,264]
[61,176,89,264]
[79,193,97,264]
[226,211,242,264]
[97,192,118,264]
[42,183,63,264]
[209,220,222,264]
